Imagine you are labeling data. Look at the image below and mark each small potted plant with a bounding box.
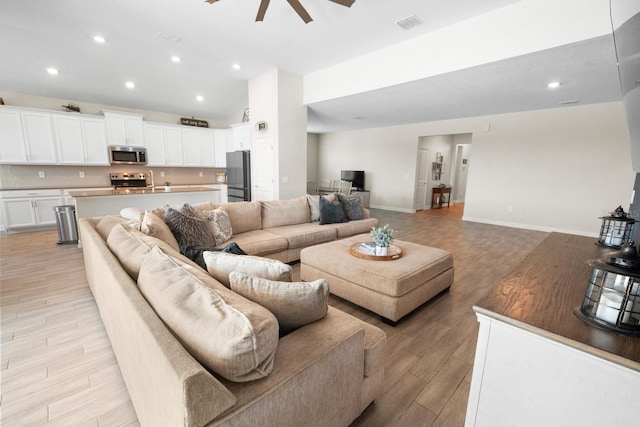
[163,181,171,192]
[370,224,396,256]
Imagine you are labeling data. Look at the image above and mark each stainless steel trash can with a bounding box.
[54,205,78,244]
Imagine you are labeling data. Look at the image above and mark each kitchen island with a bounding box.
[465,232,640,426]
[68,186,220,219]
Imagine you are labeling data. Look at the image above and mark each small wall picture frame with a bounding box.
[435,152,444,163]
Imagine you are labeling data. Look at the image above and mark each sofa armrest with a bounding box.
[79,219,236,427]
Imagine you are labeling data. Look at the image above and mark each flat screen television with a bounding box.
[341,170,365,191]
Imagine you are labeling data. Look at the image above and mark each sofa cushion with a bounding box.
[333,218,379,238]
[141,210,180,251]
[203,251,292,288]
[95,215,139,240]
[306,194,321,222]
[225,229,289,256]
[138,246,279,382]
[220,201,262,234]
[164,203,217,248]
[106,223,179,281]
[261,197,310,229]
[229,272,329,335]
[265,223,337,249]
[338,194,366,221]
[319,194,347,225]
[180,242,247,270]
[202,208,233,246]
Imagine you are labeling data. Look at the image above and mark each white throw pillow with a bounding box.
[229,272,329,335]
[203,251,292,288]
[202,208,233,246]
[138,247,279,382]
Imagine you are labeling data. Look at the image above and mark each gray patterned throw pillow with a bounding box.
[163,203,217,248]
[337,194,365,221]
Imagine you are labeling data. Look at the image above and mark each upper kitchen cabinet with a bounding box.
[101,110,145,147]
[52,114,109,165]
[0,106,57,164]
[229,123,250,151]
[144,122,184,166]
[182,127,218,167]
[214,130,228,168]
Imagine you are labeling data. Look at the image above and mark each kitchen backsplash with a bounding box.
[0,165,225,190]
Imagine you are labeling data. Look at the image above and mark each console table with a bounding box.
[465,233,640,426]
[431,186,451,209]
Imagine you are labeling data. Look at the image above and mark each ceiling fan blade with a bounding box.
[204,0,218,3]
[256,0,270,21]
[328,0,355,7]
[286,0,313,23]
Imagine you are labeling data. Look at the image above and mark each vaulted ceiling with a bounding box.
[0,0,622,133]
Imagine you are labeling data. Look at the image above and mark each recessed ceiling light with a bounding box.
[171,56,181,63]
[196,95,204,102]
[125,81,135,89]
[93,35,106,43]
[548,81,561,89]
[232,64,241,70]
[46,67,59,75]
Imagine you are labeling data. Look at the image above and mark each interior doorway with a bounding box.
[414,149,430,210]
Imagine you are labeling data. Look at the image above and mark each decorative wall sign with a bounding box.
[180,117,209,127]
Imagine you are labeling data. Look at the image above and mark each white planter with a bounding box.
[375,246,388,256]
[164,186,171,192]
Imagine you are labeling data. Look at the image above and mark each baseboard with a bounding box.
[461,216,599,238]
[369,204,416,214]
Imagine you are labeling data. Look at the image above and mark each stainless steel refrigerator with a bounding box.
[226,150,251,202]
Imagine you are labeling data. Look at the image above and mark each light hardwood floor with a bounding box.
[0,205,548,426]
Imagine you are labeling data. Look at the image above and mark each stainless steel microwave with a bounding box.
[109,145,147,165]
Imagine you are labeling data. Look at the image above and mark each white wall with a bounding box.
[307,133,319,183]
[318,102,634,235]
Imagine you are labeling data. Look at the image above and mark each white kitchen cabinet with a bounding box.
[53,114,109,165]
[144,122,183,166]
[20,111,58,164]
[214,130,228,167]
[229,123,250,151]
[0,189,65,230]
[0,108,27,163]
[101,110,145,147]
[182,127,217,167]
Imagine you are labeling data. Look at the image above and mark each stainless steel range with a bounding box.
[109,172,148,189]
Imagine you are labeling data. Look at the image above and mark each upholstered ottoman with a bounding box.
[300,234,454,323]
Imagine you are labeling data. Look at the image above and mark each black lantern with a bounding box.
[574,243,640,336]
[596,206,635,248]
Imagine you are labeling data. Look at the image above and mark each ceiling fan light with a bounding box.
[548,81,561,89]
[232,64,241,70]
[171,56,181,63]
[46,67,59,75]
[93,35,106,44]
[125,81,135,89]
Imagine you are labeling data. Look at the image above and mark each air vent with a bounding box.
[396,15,422,30]
[156,32,182,43]
[560,100,580,105]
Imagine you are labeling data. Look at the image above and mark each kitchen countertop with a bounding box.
[68,186,219,197]
[474,232,640,371]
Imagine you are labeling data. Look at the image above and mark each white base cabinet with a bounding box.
[465,314,640,427]
[0,189,65,231]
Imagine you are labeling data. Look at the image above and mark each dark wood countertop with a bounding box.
[474,232,640,371]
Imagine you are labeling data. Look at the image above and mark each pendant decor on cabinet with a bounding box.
[204,0,355,24]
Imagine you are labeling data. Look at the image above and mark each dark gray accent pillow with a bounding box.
[163,203,216,248]
[337,194,365,221]
[319,194,347,225]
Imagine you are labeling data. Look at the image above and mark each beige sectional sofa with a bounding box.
[78,195,386,426]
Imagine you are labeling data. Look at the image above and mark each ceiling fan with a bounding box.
[204,0,356,24]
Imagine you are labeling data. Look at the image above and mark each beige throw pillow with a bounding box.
[229,272,329,335]
[140,210,180,251]
[202,208,233,246]
[120,207,146,222]
[203,251,292,288]
[138,247,279,382]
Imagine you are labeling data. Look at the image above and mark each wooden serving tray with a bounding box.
[349,242,402,261]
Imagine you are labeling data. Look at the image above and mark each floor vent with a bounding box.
[396,15,422,30]
[560,99,580,105]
